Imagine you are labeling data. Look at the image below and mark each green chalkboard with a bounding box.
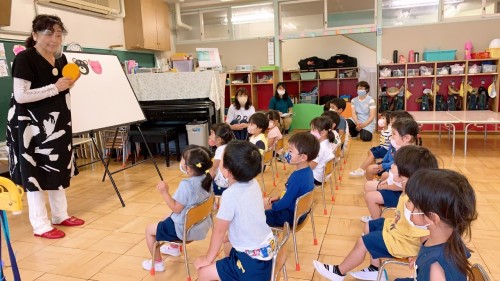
[0,38,155,142]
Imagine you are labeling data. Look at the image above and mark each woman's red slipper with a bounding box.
[34,228,65,239]
[54,216,85,227]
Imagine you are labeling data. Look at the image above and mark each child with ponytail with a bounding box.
[142,145,213,272]
[309,116,338,185]
[208,123,234,195]
[397,169,478,281]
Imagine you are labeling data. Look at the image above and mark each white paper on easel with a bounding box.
[0,60,8,77]
[197,48,222,68]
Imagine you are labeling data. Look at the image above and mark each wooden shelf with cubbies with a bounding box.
[376,59,500,132]
[282,67,358,105]
[226,70,278,110]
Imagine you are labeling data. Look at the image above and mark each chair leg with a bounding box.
[282,264,288,281]
[333,164,339,190]
[310,207,318,246]
[272,162,276,187]
[329,176,335,203]
[292,228,300,271]
[320,182,327,215]
[182,241,192,281]
[261,171,266,197]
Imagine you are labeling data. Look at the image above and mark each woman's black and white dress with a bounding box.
[6,47,74,234]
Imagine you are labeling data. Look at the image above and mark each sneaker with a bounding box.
[349,266,386,281]
[349,168,365,177]
[312,260,345,281]
[142,259,165,272]
[160,244,181,257]
[360,215,373,223]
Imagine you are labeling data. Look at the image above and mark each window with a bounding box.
[202,9,230,40]
[443,0,482,19]
[326,0,375,29]
[231,3,274,39]
[177,12,202,42]
[381,0,439,26]
[280,0,324,33]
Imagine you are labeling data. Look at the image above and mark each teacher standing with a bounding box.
[6,15,84,239]
[268,82,293,134]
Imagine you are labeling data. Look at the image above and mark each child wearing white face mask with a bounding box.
[361,118,420,224]
[313,145,438,281]
[265,110,282,150]
[309,117,337,186]
[226,87,255,140]
[248,112,269,155]
[142,145,213,272]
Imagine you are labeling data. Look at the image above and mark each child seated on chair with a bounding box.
[142,145,213,272]
[313,145,438,281]
[263,132,319,227]
[266,110,283,151]
[248,112,269,155]
[321,110,342,153]
[350,110,414,177]
[208,123,234,196]
[395,169,477,281]
[195,141,276,281]
[309,117,337,186]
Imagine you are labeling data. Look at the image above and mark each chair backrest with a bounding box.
[275,138,284,152]
[340,132,346,145]
[294,190,314,223]
[263,149,274,165]
[323,157,335,178]
[271,222,291,281]
[471,263,491,281]
[183,193,215,237]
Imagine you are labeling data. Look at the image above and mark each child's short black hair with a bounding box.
[380,111,392,123]
[331,98,346,111]
[211,123,234,145]
[392,117,419,145]
[223,140,261,182]
[321,111,340,128]
[288,132,320,161]
[394,145,438,178]
[390,110,413,121]
[323,100,333,112]
[249,112,269,132]
[357,81,370,92]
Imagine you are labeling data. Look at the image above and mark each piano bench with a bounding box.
[129,127,181,167]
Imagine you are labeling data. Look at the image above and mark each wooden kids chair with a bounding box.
[261,149,276,197]
[274,138,286,172]
[150,193,215,281]
[472,263,491,281]
[272,190,317,271]
[270,222,291,281]
[318,157,335,214]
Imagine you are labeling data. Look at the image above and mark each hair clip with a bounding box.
[205,169,210,174]
[196,163,202,168]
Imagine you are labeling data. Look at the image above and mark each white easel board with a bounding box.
[64,52,145,134]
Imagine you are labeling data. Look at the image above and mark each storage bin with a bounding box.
[379,68,392,77]
[423,50,457,62]
[482,64,497,73]
[407,69,419,76]
[290,72,300,81]
[300,72,317,80]
[468,64,481,74]
[259,65,279,71]
[319,71,336,79]
[436,67,450,75]
[471,52,490,59]
[420,66,433,76]
[392,69,405,77]
[300,92,318,104]
[450,64,465,74]
[487,48,500,59]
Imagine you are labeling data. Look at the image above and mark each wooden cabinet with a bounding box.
[283,67,359,104]
[0,0,12,27]
[123,0,171,51]
[225,71,278,110]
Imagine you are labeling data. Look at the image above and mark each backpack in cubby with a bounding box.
[477,86,488,110]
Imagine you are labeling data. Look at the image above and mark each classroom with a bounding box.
[0,0,500,280]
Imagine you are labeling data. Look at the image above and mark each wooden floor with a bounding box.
[2,132,500,281]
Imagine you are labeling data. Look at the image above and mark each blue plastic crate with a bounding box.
[423,50,457,62]
[300,92,318,104]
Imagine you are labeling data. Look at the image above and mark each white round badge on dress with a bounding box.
[52,68,59,76]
